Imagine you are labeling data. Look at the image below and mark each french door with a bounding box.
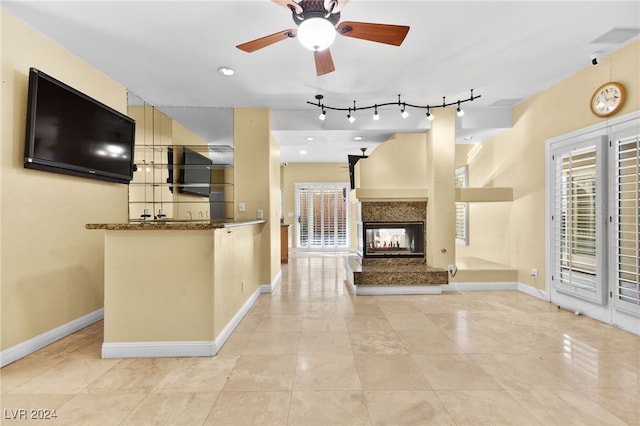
[547,112,639,333]
[295,183,349,250]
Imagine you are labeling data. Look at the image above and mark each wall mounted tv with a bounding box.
[179,147,212,197]
[24,68,136,184]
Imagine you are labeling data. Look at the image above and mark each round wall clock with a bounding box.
[590,82,626,118]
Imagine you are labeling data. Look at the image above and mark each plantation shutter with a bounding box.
[455,167,468,245]
[298,186,311,247]
[613,134,640,314]
[551,137,606,304]
[295,183,349,249]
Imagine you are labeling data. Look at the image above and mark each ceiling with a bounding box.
[3,1,639,165]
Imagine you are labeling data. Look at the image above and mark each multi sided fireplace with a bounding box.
[361,221,425,258]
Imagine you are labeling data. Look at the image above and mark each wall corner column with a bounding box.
[426,108,456,268]
[233,108,281,286]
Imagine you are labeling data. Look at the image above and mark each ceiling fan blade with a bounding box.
[314,49,335,76]
[337,21,410,46]
[272,0,302,14]
[236,29,295,53]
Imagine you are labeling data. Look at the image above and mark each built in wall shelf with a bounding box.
[455,187,513,203]
[353,188,428,203]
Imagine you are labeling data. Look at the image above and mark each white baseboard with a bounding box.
[212,286,262,353]
[442,282,518,292]
[102,286,263,359]
[0,308,104,368]
[260,270,282,294]
[517,282,550,301]
[102,341,215,358]
[345,278,442,295]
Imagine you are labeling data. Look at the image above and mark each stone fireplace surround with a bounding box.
[346,200,448,294]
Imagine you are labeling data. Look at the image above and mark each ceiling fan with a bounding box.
[236,0,410,76]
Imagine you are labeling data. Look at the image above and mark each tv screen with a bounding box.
[24,68,135,184]
[179,147,212,197]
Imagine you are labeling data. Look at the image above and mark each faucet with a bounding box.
[186,211,192,221]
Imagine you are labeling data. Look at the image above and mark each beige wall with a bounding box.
[358,133,427,191]
[233,109,280,285]
[457,39,640,288]
[103,230,215,343]
[214,224,263,337]
[1,10,129,350]
[280,162,354,249]
[101,224,263,344]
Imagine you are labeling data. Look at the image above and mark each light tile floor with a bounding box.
[2,253,639,425]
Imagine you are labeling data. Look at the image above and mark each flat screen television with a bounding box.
[24,68,136,184]
[179,147,212,197]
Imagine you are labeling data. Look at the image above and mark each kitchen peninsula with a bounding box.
[86,219,266,358]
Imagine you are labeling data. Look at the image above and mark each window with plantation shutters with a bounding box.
[550,136,606,304]
[455,166,468,245]
[612,134,640,315]
[295,183,349,249]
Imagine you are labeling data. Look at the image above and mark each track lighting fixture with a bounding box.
[347,108,356,123]
[426,106,434,121]
[309,90,480,121]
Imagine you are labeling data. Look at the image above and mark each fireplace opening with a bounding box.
[362,221,425,258]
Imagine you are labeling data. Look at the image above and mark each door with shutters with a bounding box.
[295,183,349,250]
[550,134,607,306]
[610,124,640,328]
[547,113,639,334]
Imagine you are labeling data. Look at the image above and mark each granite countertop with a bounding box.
[86,219,266,231]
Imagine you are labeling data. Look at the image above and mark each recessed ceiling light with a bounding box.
[300,150,307,155]
[306,137,314,141]
[354,136,363,141]
[217,67,235,76]
[464,136,474,140]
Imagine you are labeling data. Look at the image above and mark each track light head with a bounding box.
[456,101,464,117]
[348,114,356,123]
[401,109,409,119]
[373,105,380,121]
[318,110,326,121]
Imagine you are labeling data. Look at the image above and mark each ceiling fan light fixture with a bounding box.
[297,17,336,51]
